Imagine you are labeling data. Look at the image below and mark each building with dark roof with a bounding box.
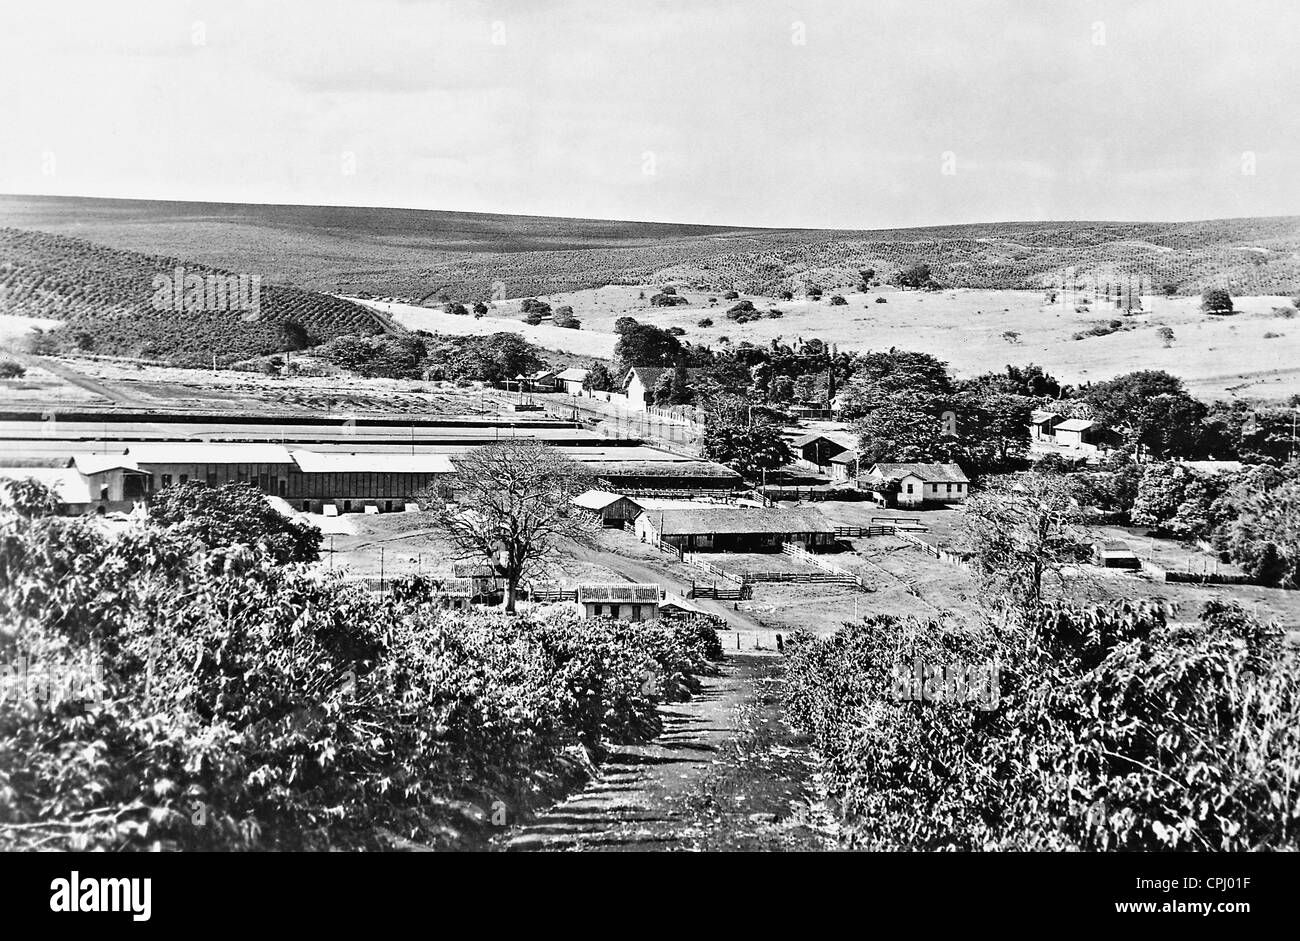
[634,505,836,552]
[570,489,643,526]
[577,583,663,620]
[862,462,970,507]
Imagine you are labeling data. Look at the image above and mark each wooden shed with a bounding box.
[577,583,663,621]
[570,489,642,527]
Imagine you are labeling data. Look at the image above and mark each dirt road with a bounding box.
[500,652,834,852]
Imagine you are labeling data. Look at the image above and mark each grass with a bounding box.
[362,280,1300,402]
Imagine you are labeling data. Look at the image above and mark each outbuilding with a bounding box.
[570,489,642,526]
[554,367,589,395]
[862,462,969,507]
[634,505,836,552]
[1094,541,1140,569]
[577,583,662,621]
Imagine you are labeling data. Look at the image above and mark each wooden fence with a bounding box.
[684,550,868,591]
[686,583,750,601]
[873,516,929,532]
[834,525,893,538]
[683,554,746,585]
[781,543,872,591]
[893,529,972,570]
[527,588,579,603]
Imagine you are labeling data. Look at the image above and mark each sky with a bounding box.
[1,0,1297,229]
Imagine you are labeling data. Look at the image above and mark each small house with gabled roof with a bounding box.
[862,462,970,507]
[577,583,663,621]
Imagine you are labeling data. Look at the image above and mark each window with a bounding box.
[343,500,352,512]
[207,472,217,486]
[906,483,913,494]
[161,474,172,488]
[302,501,311,512]
[179,474,188,484]
[946,483,952,493]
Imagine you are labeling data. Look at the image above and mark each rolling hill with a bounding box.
[0,227,387,366]
[2,194,1299,303]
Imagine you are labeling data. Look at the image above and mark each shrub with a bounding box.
[650,293,688,307]
[829,295,847,305]
[0,359,26,379]
[1201,287,1233,314]
[0,507,721,851]
[874,297,887,304]
[722,290,739,300]
[552,305,580,329]
[785,600,1300,850]
[696,317,714,328]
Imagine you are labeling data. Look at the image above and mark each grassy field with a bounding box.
[358,298,618,359]
[447,282,1300,402]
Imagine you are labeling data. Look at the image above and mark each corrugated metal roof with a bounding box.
[639,506,835,535]
[1054,419,1095,432]
[577,583,662,603]
[1030,410,1061,424]
[290,450,455,474]
[126,443,295,465]
[555,367,589,382]
[571,489,638,511]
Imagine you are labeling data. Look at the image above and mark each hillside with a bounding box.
[0,228,387,366]
[2,195,1299,302]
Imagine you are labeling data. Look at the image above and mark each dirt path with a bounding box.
[500,652,834,852]
[21,354,147,406]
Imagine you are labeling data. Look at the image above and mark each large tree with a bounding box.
[1083,370,1207,457]
[449,332,542,385]
[613,319,683,371]
[419,442,595,611]
[851,393,957,466]
[699,398,792,479]
[959,473,1092,614]
[1218,478,1300,587]
[836,349,953,419]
